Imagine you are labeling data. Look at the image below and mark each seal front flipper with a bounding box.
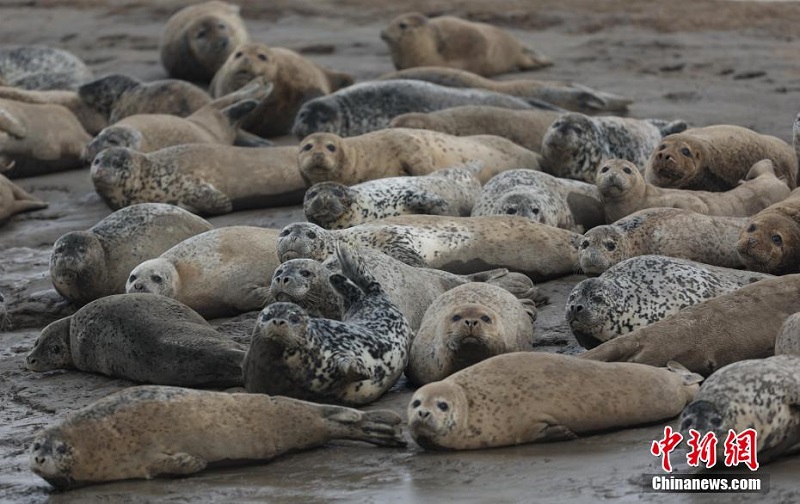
[183,181,233,215]
[336,354,371,382]
[146,452,207,478]
[537,422,579,442]
[316,403,406,447]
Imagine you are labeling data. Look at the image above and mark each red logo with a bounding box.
[651,427,759,471]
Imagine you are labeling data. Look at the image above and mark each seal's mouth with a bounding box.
[651,160,685,181]
[279,249,303,261]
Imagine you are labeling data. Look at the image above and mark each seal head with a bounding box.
[408,381,468,450]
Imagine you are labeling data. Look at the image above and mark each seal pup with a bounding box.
[0,86,106,134]
[736,188,800,275]
[297,128,542,187]
[679,355,800,465]
[0,173,47,224]
[211,42,353,137]
[126,226,279,319]
[90,144,306,214]
[0,45,91,90]
[471,168,604,231]
[541,112,688,182]
[645,124,798,191]
[243,245,412,405]
[380,13,552,76]
[409,353,702,450]
[578,208,748,275]
[379,67,632,113]
[291,80,562,139]
[82,79,271,163]
[303,165,482,229]
[277,215,581,281]
[581,274,800,375]
[26,294,245,386]
[50,203,213,306]
[597,158,791,222]
[566,255,773,349]
[159,0,249,82]
[390,106,559,153]
[29,385,405,489]
[408,283,537,385]
[776,312,800,356]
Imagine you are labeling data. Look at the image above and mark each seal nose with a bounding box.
[656,152,674,162]
[132,282,146,292]
[417,409,430,419]
[312,152,325,162]
[748,238,757,247]
[27,356,37,366]
[464,319,479,328]
[270,319,287,326]
[566,304,583,320]
[34,455,46,465]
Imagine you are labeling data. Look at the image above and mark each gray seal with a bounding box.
[0,45,91,90]
[775,312,800,357]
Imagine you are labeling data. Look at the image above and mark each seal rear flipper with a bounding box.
[320,404,406,447]
[0,107,27,138]
[591,90,634,113]
[234,130,274,147]
[649,119,689,137]
[666,361,704,386]
[521,97,565,112]
[538,422,579,442]
[183,182,233,215]
[146,452,207,478]
[520,46,553,70]
[328,273,365,307]
[475,271,550,307]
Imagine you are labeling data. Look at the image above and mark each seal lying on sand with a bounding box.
[0,173,47,224]
[737,189,800,275]
[0,45,92,90]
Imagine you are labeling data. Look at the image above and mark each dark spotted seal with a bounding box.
[0,45,91,90]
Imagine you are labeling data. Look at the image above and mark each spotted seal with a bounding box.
[581,274,800,375]
[471,168,604,231]
[380,13,551,76]
[645,124,798,191]
[25,294,245,386]
[736,189,800,275]
[291,80,561,139]
[566,255,773,349]
[776,312,800,356]
[297,128,541,187]
[578,208,748,275]
[210,42,353,137]
[0,86,106,134]
[270,258,342,319]
[541,112,688,182]
[243,244,412,405]
[0,173,47,224]
[29,385,404,489]
[303,165,482,229]
[409,353,702,450]
[277,215,581,281]
[90,143,305,214]
[159,1,249,83]
[408,283,537,386]
[0,45,91,90]
[50,203,212,306]
[597,158,791,222]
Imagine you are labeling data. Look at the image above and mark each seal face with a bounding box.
[269,258,342,319]
[736,190,800,275]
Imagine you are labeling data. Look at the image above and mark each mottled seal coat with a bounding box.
[29,385,404,489]
[379,67,632,113]
[471,169,604,231]
[679,356,800,465]
[566,255,773,349]
[581,274,800,375]
[0,173,47,224]
[0,98,91,178]
[291,80,561,139]
[303,165,482,229]
[776,312,800,356]
[25,294,245,386]
[270,258,343,320]
[541,112,688,183]
[578,208,748,275]
[408,283,537,386]
[49,203,212,306]
[390,106,560,154]
[0,45,91,90]
[126,226,279,319]
[736,189,800,275]
[645,125,798,191]
[380,13,552,76]
[0,291,9,331]
[243,245,412,405]
[78,73,211,124]
[90,144,306,215]
[297,128,542,187]
[159,1,249,82]
[597,158,791,222]
[0,86,106,134]
[82,79,270,163]
[408,352,702,450]
[211,42,353,137]
[277,215,581,281]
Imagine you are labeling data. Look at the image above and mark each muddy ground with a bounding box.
[1,0,800,502]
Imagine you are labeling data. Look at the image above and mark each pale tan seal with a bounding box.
[125,226,279,319]
[736,188,800,275]
[581,274,800,375]
[210,42,353,137]
[49,203,213,306]
[598,158,791,222]
[297,128,542,186]
[380,13,552,76]
[408,353,702,450]
[159,0,249,82]
[29,385,404,489]
[578,208,748,275]
[379,67,632,113]
[407,283,537,385]
[0,86,106,134]
[775,312,800,356]
[390,106,560,153]
[90,144,306,215]
[0,172,47,224]
[645,124,798,191]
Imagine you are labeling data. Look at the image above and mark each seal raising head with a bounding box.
[292,100,343,139]
[276,222,336,262]
[269,259,341,319]
[407,380,468,450]
[565,278,622,349]
[125,258,179,298]
[736,213,800,275]
[297,133,348,185]
[303,182,356,229]
[647,138,700,187]
[578,226,629,275]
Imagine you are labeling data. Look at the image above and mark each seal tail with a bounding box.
[666,361,704,386]
[320,405,406,447]
[591,90,634,113]
[743,159,776,181]
[522,97,566,112]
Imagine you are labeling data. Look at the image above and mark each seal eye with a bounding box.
[747,223,756,232]
[480,315,491,323]
[128,274,137,282]
[623,167,632,174]
[234,51,243,58]
[658,144,666,150]
[280,229,290,237]
[300,270,311,278]
[326,144,336,153]
[258,54,267,61]
[217,23,226,30]
[32,442,41,451]
[151,275,163,284]
[437,402,449,412]
[261,312,272,322]
[600,166,610,173]
[580,240,589,249]
[604,241,616,251]
[289,314,301,324]
[532,208,539,215]
[332,188,344,197]
[302,144,313,152]
[398,22,408,30]
[51,345,61,355]
[772,235,783,246]
[710,417,723,427]
[412,399,421,408]
[680,148,691,157]
[56,443,67,454]
[452,314,462,322]
[505,208,517,215]
[196,30,206,39]
[307,231,317,240]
